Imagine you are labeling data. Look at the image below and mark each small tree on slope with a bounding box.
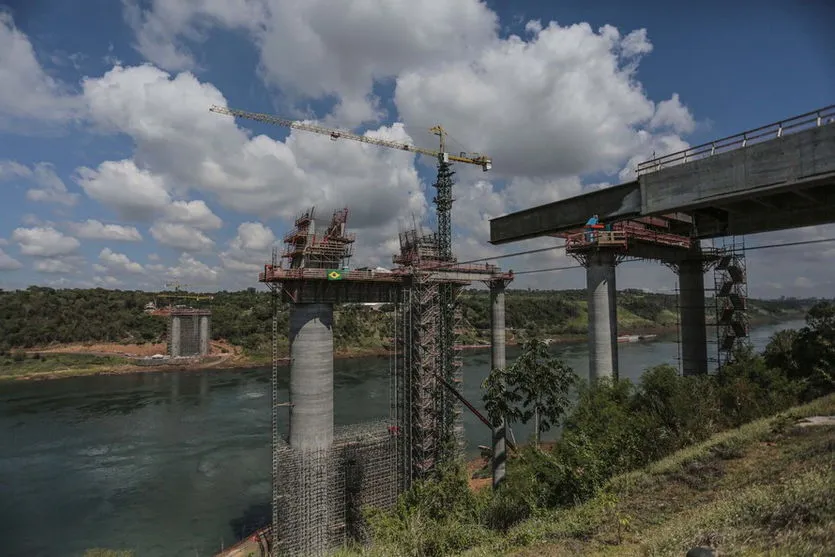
[483,337,578,447]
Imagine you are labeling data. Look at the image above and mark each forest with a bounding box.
[0,286,815,356]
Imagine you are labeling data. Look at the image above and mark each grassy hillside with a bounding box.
[340,394,834,557]
[500,395,835,556]
[0,287,813,358]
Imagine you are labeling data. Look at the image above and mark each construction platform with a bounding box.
[259,264,513,303]
[556,215,714,263]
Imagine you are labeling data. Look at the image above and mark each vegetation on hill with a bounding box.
[0,287,813,358]
[339,301,835,556]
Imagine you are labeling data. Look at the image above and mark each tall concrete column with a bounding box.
[198,315,210,356]
[169,315,181,358]
[586,251,618,381]
[678,258,708,376]
[489,281,507,490]
[289,303,334,450]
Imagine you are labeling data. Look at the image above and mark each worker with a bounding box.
[585,214,599,242]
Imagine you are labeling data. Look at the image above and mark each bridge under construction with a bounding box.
[491,104,835,381]
[213,103,834,557]
[258,207,511,555]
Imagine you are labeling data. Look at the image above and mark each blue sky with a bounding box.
[0,0,833,296]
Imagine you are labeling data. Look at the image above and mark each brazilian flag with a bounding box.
[326,269,344,281]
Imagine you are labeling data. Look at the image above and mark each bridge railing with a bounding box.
[637,104,835,176]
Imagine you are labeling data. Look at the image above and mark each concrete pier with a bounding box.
[169,315,181,358]
[198,315,210,356]
[490,281,507,490]
[678,258,709,375]
[586,251,618,381]
[289,303,335,450]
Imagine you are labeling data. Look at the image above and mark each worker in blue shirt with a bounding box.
[585,214,599,242]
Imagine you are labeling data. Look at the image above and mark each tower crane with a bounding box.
[208,105,492,261]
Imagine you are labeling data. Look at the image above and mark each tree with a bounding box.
[483,337,578,446]
[791,301,835,399]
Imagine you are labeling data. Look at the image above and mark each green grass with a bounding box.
[501,393,835,556]
[345,394,835,556]
[0,352,131,380]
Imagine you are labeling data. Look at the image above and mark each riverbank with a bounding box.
[0,314,802,383]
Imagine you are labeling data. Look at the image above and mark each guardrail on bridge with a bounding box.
[637,104,835,176]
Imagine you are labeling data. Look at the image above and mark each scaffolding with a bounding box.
[283,207,356,270]
[261,205,510,555]
[712,237,750,370]
[268,248,281,556]
[272,421,398,556]
[401,272,442,478]
[167,307,211,357]
[391,224,470,484]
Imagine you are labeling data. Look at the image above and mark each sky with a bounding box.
[0,0,833,297]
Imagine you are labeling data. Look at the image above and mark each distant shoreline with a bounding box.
[0,315,803,383]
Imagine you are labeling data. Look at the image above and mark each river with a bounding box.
[0,319,804,557]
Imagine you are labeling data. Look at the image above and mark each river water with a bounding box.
[0,320,804,557]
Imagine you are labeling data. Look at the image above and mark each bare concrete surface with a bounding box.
[795,415,835,428]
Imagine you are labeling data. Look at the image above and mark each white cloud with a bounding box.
[394,22,666,180]
[93,275,124,287]
[617,132,690,182]
[649,93,695,134]
[221,221,276,272]
[12,226,80,257]
[0,13,81,130]
[69,219,143,241]
[123,0,267,72]
[0,160,79,206]
[2,4,831,298]
[123,0,497,126]
[150,222,215,251]
[80,64,427,229]
[794,276,813,289]
[98,248,145,274]
[164,200,222,229]
[34,259,77,274]
[75,159,172,220]
[0,248,23,271]
[231,222,275,251]
[164,253,220,283]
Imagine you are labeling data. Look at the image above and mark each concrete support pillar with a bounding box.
[490,282,507,491]
[198,315,210,356]
[586,251,618,381]
[678,258,708,376]
[169,315,181,358]
[289,303,334,450]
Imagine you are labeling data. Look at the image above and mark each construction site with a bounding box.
[261,204,512,555]
[199,104,514,556]
[202,103,835,557]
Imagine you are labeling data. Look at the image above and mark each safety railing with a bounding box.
[565,230,627,249]
[259,262,512,282]
[564,222,696,250]
[637,104,835,176]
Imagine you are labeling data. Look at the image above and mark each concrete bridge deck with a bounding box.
[490,105,835,243]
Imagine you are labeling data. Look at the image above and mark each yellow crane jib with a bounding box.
[208,105,492,171]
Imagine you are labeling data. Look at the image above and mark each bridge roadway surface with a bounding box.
[490,106,835,244]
